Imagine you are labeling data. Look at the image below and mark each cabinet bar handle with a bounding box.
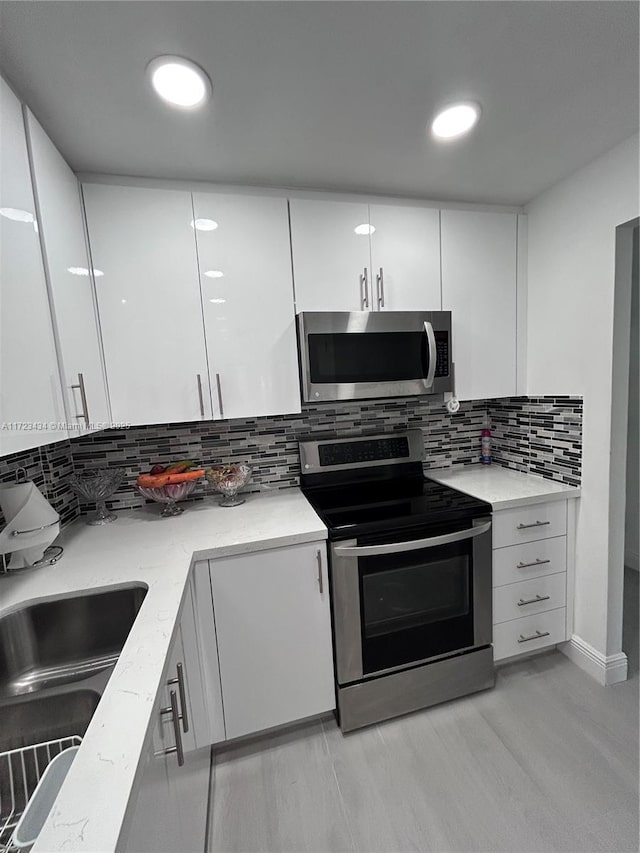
[71,373,90,424]
[376,267,385,308]
[360,268,369,309]
[168,662,189,733]
[316,549,323,594]
[517,558,551,569]
[160,690,185,766]
[517,594,551,607]
[215,373,224,418]
[517,520,551,530]
[518,629,551,644]
[197,374,205,418]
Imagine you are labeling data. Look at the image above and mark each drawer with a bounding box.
[493,500,567,548]
[493,607,566,661]
[493,572,566,624]
[493,536,567,586]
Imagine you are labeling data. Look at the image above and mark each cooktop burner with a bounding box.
[303,476,490,540]
[299,430,490,541]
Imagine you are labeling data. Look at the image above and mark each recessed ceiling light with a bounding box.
[67,266,104,277]
[204,270,224,278]
[354,224,375,236]
[191,218,218,232]
[209,298,226,304]
[147,55,212,108]
[431,102,481,140]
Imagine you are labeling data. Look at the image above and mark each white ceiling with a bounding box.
[0,1,638,205]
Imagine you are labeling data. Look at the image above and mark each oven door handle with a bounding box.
[333,520,492,557]
[423,321,437,390]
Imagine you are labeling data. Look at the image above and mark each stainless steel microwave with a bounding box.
[297,311,453,403]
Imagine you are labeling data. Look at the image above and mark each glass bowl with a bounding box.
[68,468,125,525]
[205,463,252,507]
[137,480,199,517]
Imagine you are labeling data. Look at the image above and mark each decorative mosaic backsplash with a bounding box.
[0,395,582,524]
[70,397,489,513]
[488,396,582,487]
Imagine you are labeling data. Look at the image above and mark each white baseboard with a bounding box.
[624,549,639,571]
[560,634,628,686]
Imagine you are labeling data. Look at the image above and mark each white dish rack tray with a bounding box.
[0,735,81,852]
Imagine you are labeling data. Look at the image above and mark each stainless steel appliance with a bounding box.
[300,430,494,732]
[297,311,453,402]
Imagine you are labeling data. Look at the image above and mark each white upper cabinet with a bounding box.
[25,109,110,435]
[82,183,212,426]
[192,192,301,419]
[0,77,66,456]
[289,198,372,311]
[368,204,441,310]
[441,209,518,401]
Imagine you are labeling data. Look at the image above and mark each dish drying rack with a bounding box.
[0,735,81,852]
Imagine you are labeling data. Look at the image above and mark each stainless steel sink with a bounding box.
[0,585,147,699]
[0,689,100,752]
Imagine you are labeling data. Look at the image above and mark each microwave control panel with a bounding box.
[434,331,450,377]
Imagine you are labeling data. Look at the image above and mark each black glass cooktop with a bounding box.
[302,476,491,541]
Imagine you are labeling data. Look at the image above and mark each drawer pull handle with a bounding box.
[517,594,551,607]
[517,520,551,530]
[517,558,551,569]
[518,629,551,644]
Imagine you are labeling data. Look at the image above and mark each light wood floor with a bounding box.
[210,570,639,853]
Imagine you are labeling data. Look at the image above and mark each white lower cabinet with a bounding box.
[210,541,335,740]
[120,580,211,853]
[492,499,571,662]
[493,607,567,662]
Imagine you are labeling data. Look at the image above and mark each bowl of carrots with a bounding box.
[136,460,205,517]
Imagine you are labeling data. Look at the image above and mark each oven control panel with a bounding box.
[299,429,424,473]
[318,436,410,467]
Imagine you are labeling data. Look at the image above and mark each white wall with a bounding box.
[626,228,639,571]
[526,134,639,665]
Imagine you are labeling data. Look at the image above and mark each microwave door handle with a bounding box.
[423,321,437,390]
[333,520,491,557]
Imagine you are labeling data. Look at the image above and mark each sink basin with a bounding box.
[0,690,100,850]
[0,585,147,699]
[0,689,100,752]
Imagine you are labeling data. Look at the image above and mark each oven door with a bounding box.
[298,311,452,402]
[330,517,492,685]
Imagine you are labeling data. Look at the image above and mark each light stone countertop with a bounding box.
[0,488,326,853]
[426,464,580,510]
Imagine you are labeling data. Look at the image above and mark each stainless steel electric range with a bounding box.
[300,430,495,732]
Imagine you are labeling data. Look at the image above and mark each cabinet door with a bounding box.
[441,210,517,400]
[25,110,110,435]
[82,183,212,425]
[163,626,210,853]
[189,561,226,745]
[119,703,178,853]
[368,204,441,310]
[289,198,372,311]
[0,77,66,456]
[192,192,301,419]
[211,542,335,740]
